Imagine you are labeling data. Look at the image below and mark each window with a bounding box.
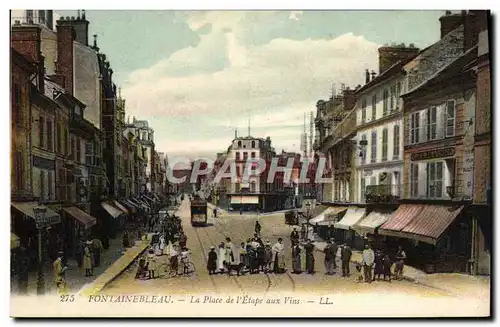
[427,162,443,198]
[383,89,389,116]
[390,85,397,111]
[237,141,242,148]
[71,137,76,160]
[396,82,402,109]
[371,94,377,121]
[56,123,61,153]
[410,112,420,144]
[446,100,456,137]
[235,183,240,192]
[12,83,22,126]
[251,141,255,148]
[371,131,377,163]
[243,152,248,161]
[64,129,69,156]
[361,99,367,123]
[46,120,53,151]
[410,163,419,198]
[427,106,437,140]
[251,152,256,158]
[13,150,23,190]
[76,138,81,163]
[361,134,367,164]
[382,128,388,161]
[47,171,53,200]
[40,170,46,201]
[250,181,256,193]
[85,141,94,166]
[236,152,240,161]
[393,125,400,159]
[39,116,45,148]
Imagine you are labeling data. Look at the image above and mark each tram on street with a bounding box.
[190,196,208,227]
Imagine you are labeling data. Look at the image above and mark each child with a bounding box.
[355,263,363,283]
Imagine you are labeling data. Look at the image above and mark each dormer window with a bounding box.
[238,141,242,148]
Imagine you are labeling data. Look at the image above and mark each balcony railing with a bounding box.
[365,184,401,203]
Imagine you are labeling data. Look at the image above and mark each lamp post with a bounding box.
[33,204,48,295]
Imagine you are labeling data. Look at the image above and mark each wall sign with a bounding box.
[411,147,455,161]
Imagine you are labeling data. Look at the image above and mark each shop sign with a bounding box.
[411,147,455,161]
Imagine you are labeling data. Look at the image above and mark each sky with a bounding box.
[55,10,444,161]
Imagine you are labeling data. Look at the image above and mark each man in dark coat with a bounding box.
[304,239,315,274]
[373,250,384,281]
[254,221,262,238]
[292,243,302,274]
[341,243,352,277]
[323,240,336,275]
[331,239,339,270]
[290,228,299,247]
[207,246,218,275]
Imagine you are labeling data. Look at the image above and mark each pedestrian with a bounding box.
[341,243,352,277]
[225,237,236,263]
[255,221,262,238]
[91,238,103,267]
[328,223,335,240]
[257,242,266,272]
[213,208,217,218]
[245,239,253,270]
[323,239,335,275]
[53,251,67,295]
[292,242,302,274]
[159,234,166,256]
[136,255,147,279]
[331,238,339,270]
[307,225,314,242]
[290,227,299,247]
[218,242,226,273]
[254,233,264,247]
[300,224,306,241]
[362,244,375,283]
[373,249,384,281]
[207,246,218,275]
[272,238,285,273]
[382,253,392,282]
[394,246,407,280]
[239,243,248,270]
[304,239,315,274]
[264,241,273,273]
[147,249,157,279]
[83,241,93,277]
[179,232,187,250]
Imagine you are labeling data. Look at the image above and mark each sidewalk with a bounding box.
[11,231,133,295]
[78,235,153,296]
[314,241,490,298]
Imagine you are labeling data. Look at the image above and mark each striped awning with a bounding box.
[378,204,423,238]
[11,233,20,249]
[101,202,123,219]
[310,206,348,224]
[334,207,366,230]
[63,207,97,229]
[113,200,129,216]
[11,202,61,226]
[119,200,137,213]
[354,211,393,236]
[399,205,464,245]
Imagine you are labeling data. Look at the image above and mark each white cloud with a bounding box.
[122,12,379,159]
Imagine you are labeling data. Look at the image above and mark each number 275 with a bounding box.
[60,295,75,302]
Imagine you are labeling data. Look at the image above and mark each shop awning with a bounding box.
[353,211,393,236]
[334,207,366,230]
[63,207,97,230]
[113,200,129,216]
[378,204,424,238]
[101,202,123,219]
[142,195,154,203]
[310,206,348,224]
[153,194,161,202]
[399,205,464,245]
[11,202,61,226]
[132,198,150,211]
[11,233,20,249]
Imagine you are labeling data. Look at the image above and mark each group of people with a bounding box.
[359,245,407,283]
[206,233,287,275]
[78,238,104,278]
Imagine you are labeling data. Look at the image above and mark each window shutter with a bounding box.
[419,110,427,143]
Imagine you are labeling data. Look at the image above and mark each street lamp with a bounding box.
[33,204,48,295]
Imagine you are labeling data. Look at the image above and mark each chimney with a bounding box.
[10,25,42,63]
[371,70,377,81]
[463,11,480,51]
[56,10,89,46]
[365,69,370,84]
[439,11,464,39]
[56,22,75,95]
[342,88,356,111]
[378,45,420,74]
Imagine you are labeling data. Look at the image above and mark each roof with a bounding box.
[402,45,478,98]
[11,48,36,72]
[378,204,423,237]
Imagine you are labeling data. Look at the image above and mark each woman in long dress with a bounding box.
[272,238,285,273]
[158,235,165,256]
[83,242,93,277]
[147,249,157,279]
[292,243,302,274]
[217,242,226,273]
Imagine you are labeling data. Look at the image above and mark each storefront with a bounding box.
[378,203,469,273]
[62,206,97,259]
[333,207,366,248]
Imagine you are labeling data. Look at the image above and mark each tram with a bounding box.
[190,197,208,227]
